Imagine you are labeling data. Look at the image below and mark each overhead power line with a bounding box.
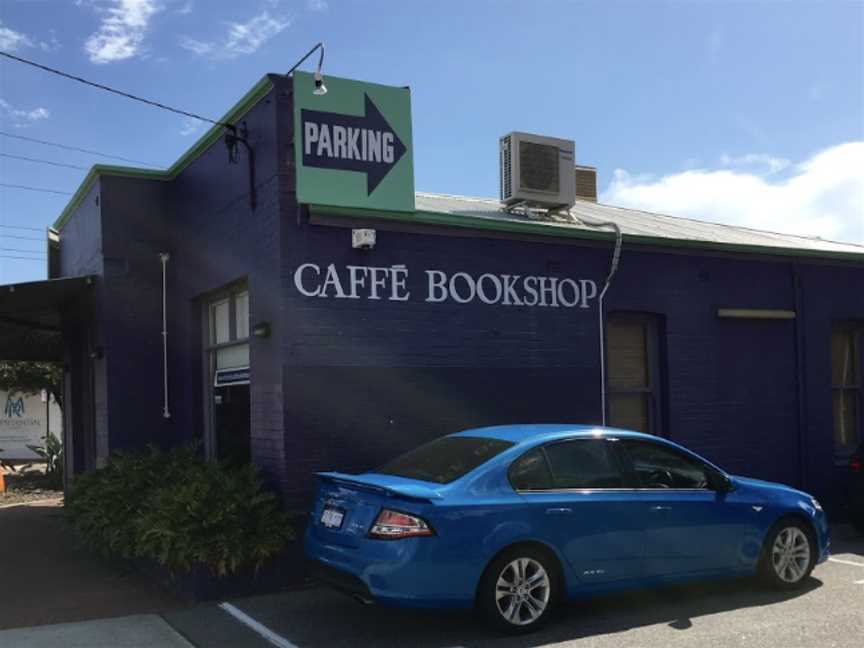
[0,152,88,171]
[1,51,225,127]
[0,131,155,166]
[0,224,44,232]
[0,247,45,254]
[0,255,44,262]
[0,182,72,196]
[0,233,43,241]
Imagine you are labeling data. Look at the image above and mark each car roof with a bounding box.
[450,424,662,446]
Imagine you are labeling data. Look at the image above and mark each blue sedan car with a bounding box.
[305,425,829,633]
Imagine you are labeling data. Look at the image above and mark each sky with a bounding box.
[0,0,862,284]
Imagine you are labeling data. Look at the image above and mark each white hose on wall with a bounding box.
[159,252,171,419]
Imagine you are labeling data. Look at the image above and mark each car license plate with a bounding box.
[320,506,345,529]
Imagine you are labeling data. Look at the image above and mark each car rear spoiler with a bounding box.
[314,472,444,501]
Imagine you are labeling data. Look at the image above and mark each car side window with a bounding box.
[544,440,624,489]
[509,447,554,491]
[623,441,710,489]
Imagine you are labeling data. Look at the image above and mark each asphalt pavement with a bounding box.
[1,525,862,647]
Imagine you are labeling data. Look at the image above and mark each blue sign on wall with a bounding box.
[214,367,250,387]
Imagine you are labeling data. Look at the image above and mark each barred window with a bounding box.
[832,324,863,455]
[606,315,663,434]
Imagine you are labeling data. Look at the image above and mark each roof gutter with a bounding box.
[307,204,864,263]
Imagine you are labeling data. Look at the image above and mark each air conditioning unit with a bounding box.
[500,132,576,209]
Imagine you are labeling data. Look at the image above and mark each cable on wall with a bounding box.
[569,212,623,427]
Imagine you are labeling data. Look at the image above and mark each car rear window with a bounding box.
[374,436,514,484]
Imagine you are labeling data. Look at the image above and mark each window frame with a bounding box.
[507,438,630,493]
[618,439,717,492]
[831,322,863,458]
[605,313,664,435]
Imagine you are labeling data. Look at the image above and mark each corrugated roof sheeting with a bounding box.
[415,192,864,257]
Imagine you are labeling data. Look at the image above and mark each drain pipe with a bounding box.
[571,214,623,426]
[159,253,171,419]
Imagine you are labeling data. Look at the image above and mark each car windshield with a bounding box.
[374,436,514,484]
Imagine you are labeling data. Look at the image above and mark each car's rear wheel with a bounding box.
[478,546,559,634]
[759,518,816,589]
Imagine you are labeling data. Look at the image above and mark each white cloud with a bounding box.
[0,21,35,51]
[180,9,290,59]
[224,10,290,56]
[39,31,63,52]
[720,152,791,175]
[178,35,212,55]
[175,0,193,15]
[307,0,328,11]
[84,0,160,64]
[601,142,864,245]
[179,116,203,136]
[0,99,51,127]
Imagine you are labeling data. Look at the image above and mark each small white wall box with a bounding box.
[352,229,376,250]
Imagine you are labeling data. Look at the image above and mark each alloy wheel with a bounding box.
[771,526,811,584]
[495,557,551,626]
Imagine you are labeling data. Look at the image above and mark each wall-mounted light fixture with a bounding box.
[252,322,271,338]
[286,42,327,96]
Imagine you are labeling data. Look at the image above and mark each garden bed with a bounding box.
[65,444,302,602]
[0,466,62,507]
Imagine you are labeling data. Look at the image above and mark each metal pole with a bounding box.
[159,253,171,419]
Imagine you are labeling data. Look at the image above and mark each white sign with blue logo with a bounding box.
[0,391,62,461]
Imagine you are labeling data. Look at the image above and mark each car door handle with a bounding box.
[649,505,672,512]
[545,507,572,515]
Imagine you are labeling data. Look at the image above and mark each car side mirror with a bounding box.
[710,471,734,494]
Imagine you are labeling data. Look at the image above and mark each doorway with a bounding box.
[213,381,250,464]
[204,285,251,464]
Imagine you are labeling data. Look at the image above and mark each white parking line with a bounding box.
[828,557,864,568]
[218,602,298,648]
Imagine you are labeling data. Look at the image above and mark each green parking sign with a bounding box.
[293,71,414,213]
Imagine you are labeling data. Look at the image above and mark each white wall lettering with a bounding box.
[294,263,599,309]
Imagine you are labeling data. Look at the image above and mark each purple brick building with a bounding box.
[2,72,862,515]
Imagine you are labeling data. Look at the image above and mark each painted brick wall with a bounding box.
[277,211,862,511]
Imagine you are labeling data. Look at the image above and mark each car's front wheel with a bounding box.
[478,546,560,634]
[759,518,816,588]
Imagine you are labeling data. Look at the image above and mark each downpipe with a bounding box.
[159,252,171,419]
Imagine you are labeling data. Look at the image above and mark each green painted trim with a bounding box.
[53,76,275,231]
[309,204,864,262]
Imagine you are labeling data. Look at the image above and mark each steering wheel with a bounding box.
[646,469,674,488]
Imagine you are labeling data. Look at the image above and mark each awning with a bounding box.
[0,276,95,361]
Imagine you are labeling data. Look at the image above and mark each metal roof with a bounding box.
[414,192,864,259]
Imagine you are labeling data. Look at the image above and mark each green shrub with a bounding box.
[25,431,64,490]
[66,445,293,576]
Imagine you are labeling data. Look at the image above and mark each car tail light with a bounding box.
[851,454,862,473]
[368,509,434,540]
